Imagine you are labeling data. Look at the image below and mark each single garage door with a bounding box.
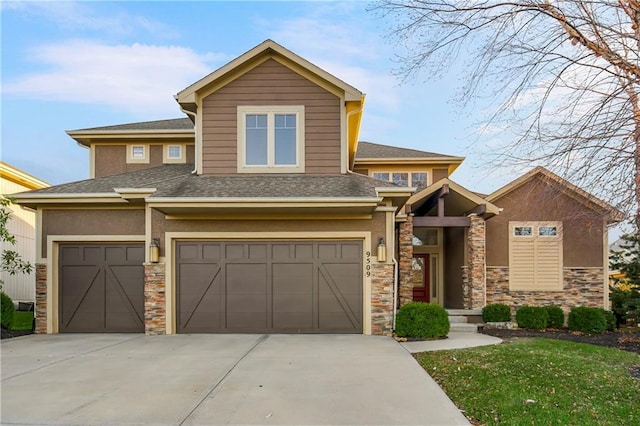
[176,241,363,333]
[59,243,144,332]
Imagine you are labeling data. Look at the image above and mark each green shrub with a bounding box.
[482,303,512,322]
[516,306,549,330]
[568,306,607,334]
[1,292,15,330]
[600,309,616,332]
[395,302,450,339]
[609,285,640,326]
[544,306,565,328]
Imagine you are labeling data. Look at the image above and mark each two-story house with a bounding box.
[13,40,622,336]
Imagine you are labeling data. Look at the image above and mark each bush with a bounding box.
[609,285,640,326]
[1,292,15,330]
[395,302,450,339]
[516,306,549,330]
[568,306,607,334]
[482,303,512,322]
[544,306,565,328]
[600,309,616,332]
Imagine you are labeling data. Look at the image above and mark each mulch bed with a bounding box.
[480,327,640,355]
[1,327,33,340]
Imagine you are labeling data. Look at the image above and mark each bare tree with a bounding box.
[374,1,639,227]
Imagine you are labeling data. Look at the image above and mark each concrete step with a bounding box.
[448,315,469,324]
[449,322,480,333]
[447,309,483,316]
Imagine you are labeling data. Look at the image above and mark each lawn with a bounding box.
[11,311,34,331]
[416,338,640,425]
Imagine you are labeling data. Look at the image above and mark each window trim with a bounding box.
[369,171,430,190]
[126,144,149,164]
[163,144,186,164]
[237,105,305,173]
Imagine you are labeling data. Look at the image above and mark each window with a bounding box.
[509,222,563,290]
[237,106,305,173]
[413,228,439,246]
[371,171,429,190]
[126,144,149,164]
[163,144,186,163]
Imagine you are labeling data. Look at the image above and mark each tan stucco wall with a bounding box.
[432,168,449,182]
[95,144,195,177]
[486,176,605,267]
[151,210,386,255]
[443,227,465,308]
[41,209,145,258]
[201,58,341,175]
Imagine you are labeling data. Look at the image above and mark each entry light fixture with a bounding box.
[149,238,160,263]
[377,237,387,263]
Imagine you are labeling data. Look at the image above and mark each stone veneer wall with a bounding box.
[486,266,605,313]
[461,214,486,309]
[397,216,414,307]
[144,263,166,335]
[371,263,394,336]
[35,263,47,334]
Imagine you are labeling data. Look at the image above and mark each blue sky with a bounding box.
[2,0,491,188]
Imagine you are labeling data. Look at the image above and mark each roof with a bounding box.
[14,164,399,200]
[355,142,456,160]
[176,40,363,105]
[0,162,50,190]
[486,166,624,223]
[409,178,501,218]
[69,118,193,132]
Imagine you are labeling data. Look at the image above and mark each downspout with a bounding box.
[392,256,399,331]
[180,107,198,174]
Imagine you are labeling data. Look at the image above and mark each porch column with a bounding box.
[398,215,414,307]
[35,263,47,334]
[463,213,486,309]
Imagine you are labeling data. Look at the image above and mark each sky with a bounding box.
[0,1,627,239]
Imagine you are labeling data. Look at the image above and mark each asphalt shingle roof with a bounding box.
[355,141,454,159]
[71,118,194,132]
[21,164,398,199]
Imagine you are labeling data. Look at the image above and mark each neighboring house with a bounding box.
[12,40,622,335]
[0,162,49,303]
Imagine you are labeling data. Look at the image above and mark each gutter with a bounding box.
[179,105,198,174]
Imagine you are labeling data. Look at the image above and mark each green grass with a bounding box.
[11,311,33,331]
[415,338,640,425]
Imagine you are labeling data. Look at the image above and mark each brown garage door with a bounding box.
[59,243,144,332]
[176,241,363,333]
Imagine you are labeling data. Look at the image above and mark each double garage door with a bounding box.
[59,240,363,334]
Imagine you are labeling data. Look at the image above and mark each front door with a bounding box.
[411,254,430,303]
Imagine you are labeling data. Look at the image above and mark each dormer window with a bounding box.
[237,106,305,173]
[372,172,429,190]
[163,144,185,163]
[127,144,149,164]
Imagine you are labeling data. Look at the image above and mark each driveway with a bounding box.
[1,334,469,425]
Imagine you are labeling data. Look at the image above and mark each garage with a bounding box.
[58,243,145,332]
[176,240,363,333]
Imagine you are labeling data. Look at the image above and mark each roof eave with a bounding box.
[66,129,195,146]
[354,157,465,165]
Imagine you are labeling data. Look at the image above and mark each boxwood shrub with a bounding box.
[568,306,607,334]
[482,303,512,322]
[544,306,565,329]
[395,302,450,339]
[600,309,617,332]
[1,292,15,330]
[516,306,549,330]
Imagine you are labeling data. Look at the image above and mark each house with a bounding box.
[12,40,622,335]
[0,162,49,303]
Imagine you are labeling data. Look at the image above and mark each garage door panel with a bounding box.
[177,263,223,332]
[176,240,362,333]
[59,244,144,333]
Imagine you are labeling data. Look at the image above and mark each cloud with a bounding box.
[3,40,227,115]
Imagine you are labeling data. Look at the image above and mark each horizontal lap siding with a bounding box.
[202,58,341,175]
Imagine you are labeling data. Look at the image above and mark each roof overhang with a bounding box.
[355,157,465,175]
[0,162,50,190]
[11,193,127,210]
[409,178,500,219]
[66,129,195,147]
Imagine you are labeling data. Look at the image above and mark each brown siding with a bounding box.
[201,58,342,175]
[432,168,449,182]
[486,176,604,268]
[41,209,145,258]
[95,144,194,177]
[444,227,465,308]
[151,210,385,256]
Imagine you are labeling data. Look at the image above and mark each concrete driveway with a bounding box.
[1,334,469,425]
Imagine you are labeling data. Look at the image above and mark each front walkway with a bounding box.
[400,332,503,353]
[1,334,470,425]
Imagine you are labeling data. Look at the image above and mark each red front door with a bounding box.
[412,254,430,303]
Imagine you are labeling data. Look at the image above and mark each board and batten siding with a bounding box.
[0,179,37,302]
[201,58,342,175]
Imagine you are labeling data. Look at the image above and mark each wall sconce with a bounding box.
[377,237,387,263]
[149,238,160,263]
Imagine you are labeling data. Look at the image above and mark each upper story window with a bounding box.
[372,171,429,191]
[163,144,186,164]
[126,144,149,164]
[237,106,305,173]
